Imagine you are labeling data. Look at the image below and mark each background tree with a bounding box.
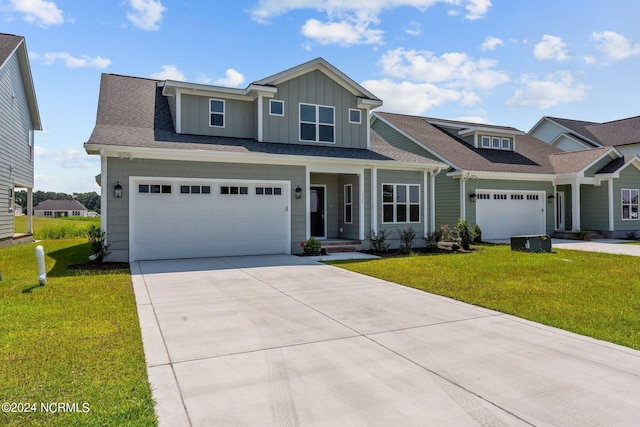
[15,190,101,213]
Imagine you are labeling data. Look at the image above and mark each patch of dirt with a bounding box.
[67,262,130,271]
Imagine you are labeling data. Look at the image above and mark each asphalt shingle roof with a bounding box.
[547,116,640,147]
[0,33,22,67]
[375,112,566,174]
[86,73,444,167]
[34,199,88,211]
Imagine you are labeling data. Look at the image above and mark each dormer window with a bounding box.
[481,135,512,150]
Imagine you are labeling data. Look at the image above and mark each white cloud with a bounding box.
[11,0,63,26]
[248,1,491,45]
[481,36,503,51]
[35,146,98,169]
[592,31,640,60]
[465,0,491,20]
[533,35,570,61]
[126,0,166,31]
[405,21,422,36]
[30,51,111,68]
[507,71,588,109]
[453,115,489,124]
[214,69,245,87]
[301,18,383,46]
[583,55,597,64]
[150,65,185,81]
[362,79,470,115]
[379,48,509,90]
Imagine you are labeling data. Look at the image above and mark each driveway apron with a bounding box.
[131,255,640,426]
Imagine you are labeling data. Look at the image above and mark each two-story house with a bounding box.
[0,33,41,247]
[372,112,640,240]
[528,116,640,238]
[84,58,447,262]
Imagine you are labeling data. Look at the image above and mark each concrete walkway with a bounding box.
[552,238,640,256]
[131,255,640,426]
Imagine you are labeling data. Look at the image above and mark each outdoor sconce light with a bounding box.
[547,194,555,204]
[295,185,302,199]
[469,193,477,203]
[114,182,123,199]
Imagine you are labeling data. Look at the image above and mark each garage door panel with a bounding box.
[132,180,288,261]
[476,191,545,240]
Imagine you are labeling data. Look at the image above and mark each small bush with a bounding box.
[369,229,391,252]
[440,224,455,242]
[625,231,639,240]
[455,219,473,250]
[88,224,111,263]
[424,231,440,253]
[398,227,416,255]
[473,224,482,243]
[303,237,322,255]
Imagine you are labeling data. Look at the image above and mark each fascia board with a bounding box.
[86,143,445,171]
[458,127,524,137]
[447,169,556,182]
[14,40,42,130]
[578,147,622,174]
[543,117,600,147]
[550,133,595,149]
[371,113,457,169]
[596,155,640,179]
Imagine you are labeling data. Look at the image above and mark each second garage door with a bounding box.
[131,179,290,261]
[475,190,546,240]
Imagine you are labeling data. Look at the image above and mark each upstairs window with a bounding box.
[300,103,334,143]
[480,135,512,151]
[270,100,284,116]
[209,99,225,128]
[622,189,639,220]
[349,109,362,124]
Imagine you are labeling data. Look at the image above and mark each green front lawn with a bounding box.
[329,245,640,350]
[14,216,100,240]
[0,240,156,426]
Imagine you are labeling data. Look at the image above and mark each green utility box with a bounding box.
[510,235,552,253]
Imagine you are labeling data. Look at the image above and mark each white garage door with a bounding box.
[131,179,289,261]
[475,190,546,240]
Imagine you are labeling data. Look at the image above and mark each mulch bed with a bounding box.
[68,262,130,271]
[362,245,479,258]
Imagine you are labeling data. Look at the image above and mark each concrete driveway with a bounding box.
[131,255,640,426]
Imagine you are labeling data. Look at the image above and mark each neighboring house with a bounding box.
[529,116,640,238]
[33,199,89,218]
[0,33,41,246]
[14,204,22,216]
[84,58,448,262]
[371,112,640,239]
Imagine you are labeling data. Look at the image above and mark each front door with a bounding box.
[310,186,326,238]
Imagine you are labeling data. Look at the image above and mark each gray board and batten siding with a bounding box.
[0,50,34,240]
[106,157,306,262]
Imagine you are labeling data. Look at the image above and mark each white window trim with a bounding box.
[209,98,225,128]
[269,99,284,117]
[501,137,510,150]
[299,103,335,144]
[344,184,353,224]
[348,108,362,124]
[480,134,512,151]
[622,188,639,221]
[481,136,490,148]
[381,183,421,224]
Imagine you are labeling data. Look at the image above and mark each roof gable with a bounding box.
[0,33,42,130]
[254,57,382,107]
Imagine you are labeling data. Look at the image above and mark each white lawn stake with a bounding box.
[36,245,46,286]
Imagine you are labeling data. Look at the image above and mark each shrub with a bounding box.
[625,231,639,240]
[398,227,416,255]
[440,224,455,242]
[369,229,391,252]
[473,224,482,243]
[88,224,111,263]
[424,231,440,253]
[303,237,322,255]
[455,219,473,250]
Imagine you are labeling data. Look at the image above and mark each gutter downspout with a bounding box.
[460,172,472,221]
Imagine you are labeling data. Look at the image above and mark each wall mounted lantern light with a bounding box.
[469,193,477,203]
[295,185,302,199]
[114,182,123,199]
[547,194,555,204]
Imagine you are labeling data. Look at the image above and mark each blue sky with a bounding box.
[3,0,640,193]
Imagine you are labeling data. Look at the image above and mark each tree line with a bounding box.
[15,191,101,213]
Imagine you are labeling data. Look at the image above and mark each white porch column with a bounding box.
[371,167,378,235]
[608,179,614,232]
[460,176,466,220]
[359,170,365,240]
[27,187,33,234]
[571,182,581,231]
[423,170,429,237]
[100,151,107,233]
[430,169,440,234]
[305,166,311,239]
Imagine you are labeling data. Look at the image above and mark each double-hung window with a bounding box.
[622,189,639,220]
[382,184,420,223]
[209,99,225,127]
[300,103,335,143]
